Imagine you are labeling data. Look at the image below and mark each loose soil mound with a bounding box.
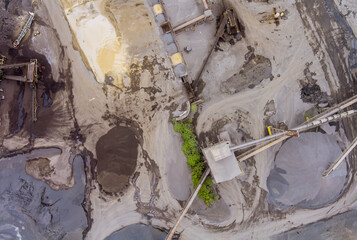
[267,132,347,209]
[96,126,138,193]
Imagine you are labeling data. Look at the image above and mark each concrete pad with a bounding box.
[161,0,204,26]
[267,132,347,208]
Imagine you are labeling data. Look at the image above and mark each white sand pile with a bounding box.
[64,0,129,87]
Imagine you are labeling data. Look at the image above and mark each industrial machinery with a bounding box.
[192,7,242,93]
[260,7,286,25]
[166,95,357,240]
[0,59,39,122]
[13,12,35,48]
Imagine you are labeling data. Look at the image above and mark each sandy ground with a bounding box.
[43,0,193,239]
[273,210,357,240]
[64,0,129,87]
[0,0,356,239]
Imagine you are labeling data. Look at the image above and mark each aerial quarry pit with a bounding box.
[0,0,356,239]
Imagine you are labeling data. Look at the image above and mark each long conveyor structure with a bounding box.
[230,109,357,152]
[13,12,35,48]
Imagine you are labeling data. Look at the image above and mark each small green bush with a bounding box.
[174,120,216,205]
[190,103,198,113]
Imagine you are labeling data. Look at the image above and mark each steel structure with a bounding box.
[13,12,35,48]
[0,59,38,122]
[237,94,357,161]
[230,110,357,152]
[192,8,241,91]
[166,168,211,240]
[323,136,357,177]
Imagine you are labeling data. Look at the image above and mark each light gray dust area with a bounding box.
[272,210,357,240]
[267,132,347,208]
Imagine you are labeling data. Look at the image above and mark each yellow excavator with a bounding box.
[260,7,286,25]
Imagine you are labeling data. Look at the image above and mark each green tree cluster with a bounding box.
[173,119,216,205]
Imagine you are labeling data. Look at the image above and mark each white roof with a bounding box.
[203,141,244,183]
[210,142,232,161]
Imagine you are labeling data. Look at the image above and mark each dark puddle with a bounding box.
[105,224,167,240]
[0,153,87,239]
[96,126,139,194]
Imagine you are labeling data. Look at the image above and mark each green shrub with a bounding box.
[173,120,216,205]
[190,103,198,113]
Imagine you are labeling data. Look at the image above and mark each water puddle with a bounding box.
[0,154,87,239]
[105,224,167,240]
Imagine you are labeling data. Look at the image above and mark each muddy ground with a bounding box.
[177,0,357,239]
[0,152,87,239]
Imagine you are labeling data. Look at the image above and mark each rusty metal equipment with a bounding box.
[0,59,39,122]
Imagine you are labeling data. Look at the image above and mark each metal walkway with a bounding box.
[323,136,357,176]
[166,168,210,240]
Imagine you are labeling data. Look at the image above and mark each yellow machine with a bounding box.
[260,8,286,24]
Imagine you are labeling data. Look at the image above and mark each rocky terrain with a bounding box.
[0,0,356,239]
